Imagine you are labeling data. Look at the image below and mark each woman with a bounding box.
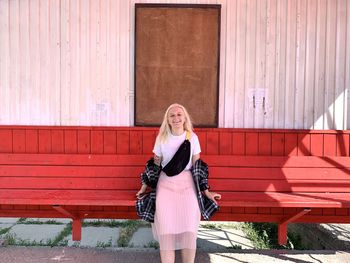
[136,103,221,263]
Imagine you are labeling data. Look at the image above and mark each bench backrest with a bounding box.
[1,154,349,195]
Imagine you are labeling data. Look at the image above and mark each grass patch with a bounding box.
[0,227,11,235]
[241,222,309,250]
[96,238,113,248]
[16,219,64,225]
[117,220,142,247]
[144,241,159,249]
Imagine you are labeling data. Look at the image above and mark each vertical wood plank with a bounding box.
[285,133,298,156]
[310,133,324,156]
[91,130,104,154]
[232,132,245,155]
[78,130,90,154]
[219,132,232,154]
[104,131,117,154]
[234,0,247,127]
[9,0,20,123]
[334,0,347,130]
[274,0,287,128]
[13,130,26,153]
[0,129,12,153]
[206,131,219,155]
[271,133,284,156]
[25,129,38,153]
[38,130,52,153]
[142,130,156,155]
[129,130,143,154]
[314,0,327,129]
[51,130,64,153]
[264,0,277,128]
[294,0,307,129]
[64,130,78,154]
[0,1,10,124]
[258,132,272,155]
[297,133,310,156]
[254,0,267,128]
[223,0,237,127]
[244,0,256,128]
[196,131,207,155]
[304,0,317,129]
[324,0,337,129]
[336,133,349,156]
[324,133,337,156]
[284,0,297,128]
[246,132,258,155]
[117,130,130,154]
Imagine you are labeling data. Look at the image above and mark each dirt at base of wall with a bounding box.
[289,223,350,250]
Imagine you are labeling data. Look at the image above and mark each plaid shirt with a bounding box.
[136,158,219,222]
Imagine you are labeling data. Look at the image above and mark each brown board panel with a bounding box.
[135,4,221,126]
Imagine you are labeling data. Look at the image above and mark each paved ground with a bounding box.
[1,218,350,262]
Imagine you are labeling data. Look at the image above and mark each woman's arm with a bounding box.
[136,154,162,199]
[192,153,200,165]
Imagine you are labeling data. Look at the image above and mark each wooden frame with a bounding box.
[134,4,221,127]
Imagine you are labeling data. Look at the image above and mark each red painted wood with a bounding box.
[258,133,271,155]
[39,130,52,153]
[0,130,12,153]
[271,133,284,156]
[324,134,337,156]
[25,130,38,153]
[72,219,82,241]
[336,134,350,156]
[129,131,143,154]
[142,130,156,154]
[285,133,298,156]
[13,130,26,153]
[78,130,90,153]
[64,130,78,153]
[51,130,64,153]
[91,131,103,154]
[103,131,116,154]
[117,131,130,154]
[310,134,324,156]
[232,132,245,155]
[219,132,232,154]
[298,133,311,156]
[246,132,258,155]
[196,131,207,154]
[206,131,219,155]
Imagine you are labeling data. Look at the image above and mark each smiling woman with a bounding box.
[136,103,221,263]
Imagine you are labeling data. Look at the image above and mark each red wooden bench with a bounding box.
[0,126,349,245]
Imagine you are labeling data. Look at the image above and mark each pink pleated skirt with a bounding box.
[152,170,201,251]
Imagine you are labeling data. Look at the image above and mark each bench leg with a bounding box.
[278,208,311,246]
[72,219,82,241]
[278,223,288,245]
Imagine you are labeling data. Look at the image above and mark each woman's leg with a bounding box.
[181,248,196,263]
[160,250,175,263]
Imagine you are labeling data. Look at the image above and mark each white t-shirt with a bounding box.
[153,131,201,171]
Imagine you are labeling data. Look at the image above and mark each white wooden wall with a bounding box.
[0,0,349,129]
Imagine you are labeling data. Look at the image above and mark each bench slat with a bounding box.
[1,154,349,168]
[1,177,350,193]
[1,166,349,180]
[1,190,350,208]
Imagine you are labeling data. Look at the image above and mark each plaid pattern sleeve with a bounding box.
[135,191,156,223]
[135,158,161,223]
[192,159,219,220]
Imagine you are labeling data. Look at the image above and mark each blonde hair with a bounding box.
[156,103,193,143]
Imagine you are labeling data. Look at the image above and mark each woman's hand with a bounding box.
[136,184,147,199]
[204,190,221,205]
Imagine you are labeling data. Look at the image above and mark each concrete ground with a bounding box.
[1,218,350,263]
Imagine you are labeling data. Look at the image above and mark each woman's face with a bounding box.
[167,106,186,130]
